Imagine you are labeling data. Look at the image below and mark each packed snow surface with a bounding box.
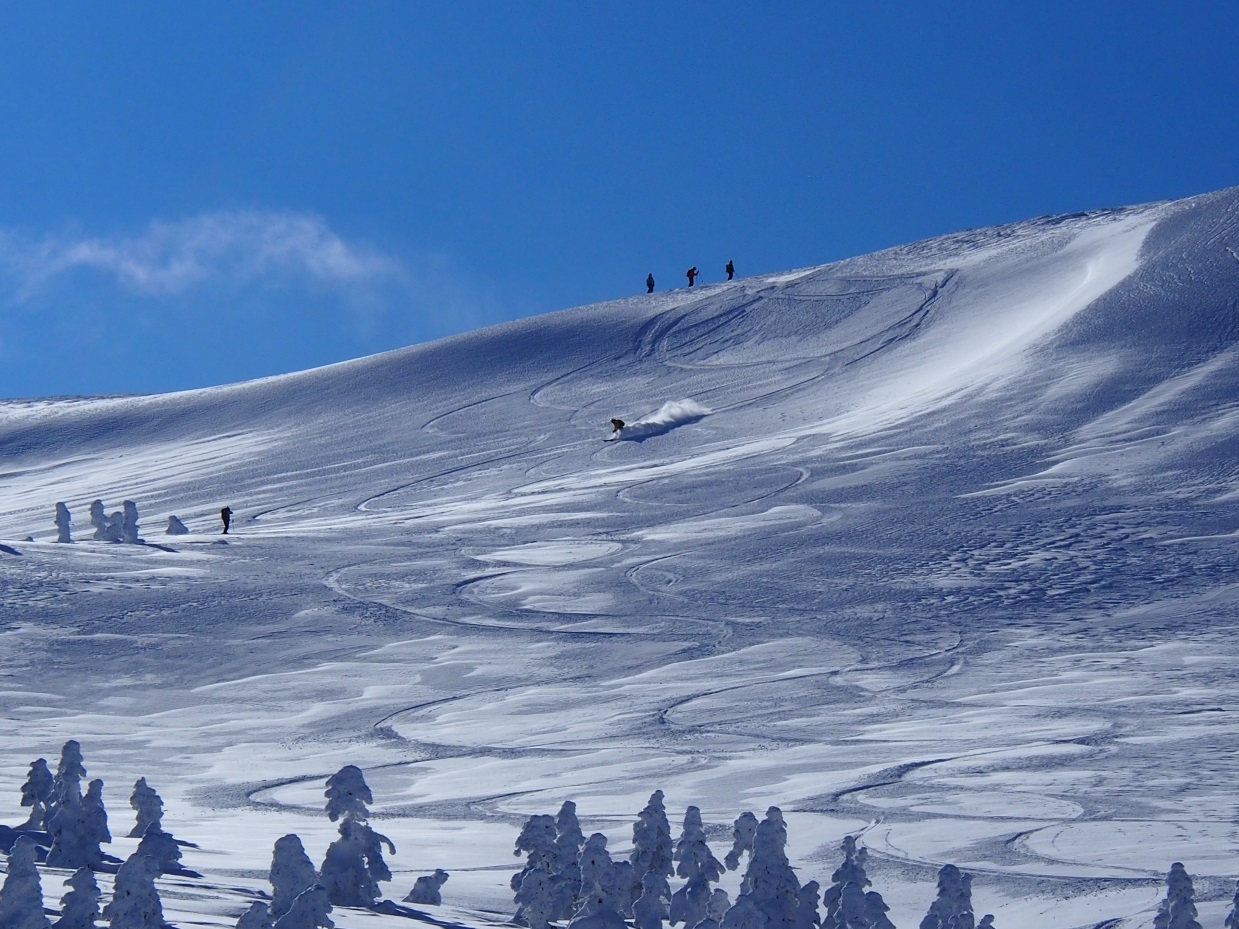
[4,186,1239,928]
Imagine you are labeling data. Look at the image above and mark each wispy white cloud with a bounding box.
[3,210,404,298]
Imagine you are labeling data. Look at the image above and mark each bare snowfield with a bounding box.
[4,186,1239,928]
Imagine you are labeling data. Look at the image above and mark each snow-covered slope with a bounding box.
[3,186,1239,929]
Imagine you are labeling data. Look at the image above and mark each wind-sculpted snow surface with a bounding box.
[3,187,1239,929]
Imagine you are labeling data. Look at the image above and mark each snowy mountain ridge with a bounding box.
[3,186,1239,929]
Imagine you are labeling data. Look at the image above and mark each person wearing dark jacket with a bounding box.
[726,260,735,281]
[686,266,698,287]
[646,273,655,293]
[220,506,233,534]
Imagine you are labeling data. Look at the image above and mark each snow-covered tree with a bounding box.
[102,854,164,929]
[319,818,394,907]
[323,766,372,823]
[235,902,273,929]
[976,916,994,929]
[121,501,141,544]
[1226,880,1239,929]
[0,835,50,929]
[128,779,163,839]
[272,885,333,929]
[709,889,731,922]
[18,758,55,830]
[271,835,319,920]
[792,881,819,929]
[55,504,72,543]
[577,833,615,902]
[721,893,767,929]
[83,780,110,848]
[633,870,669,929]
[514,868,556,929]
[89,502,121,543]
[919,864,974,929]
[53,869,101,929]
[54,741,86,807]
[603,860,640,917]
[165,517,189,536]
[404,870,449,906]
[567,887,627,929]
[512,814,559,895]
[47,790,105,870]
[1153,862,1200,929]
[136,826,182,875]
[736,808,798,929]
[631,790,674,887]
[822,836,871,927]
[671,806,724,928]
[724,812,759,872]
[553,801,585,918]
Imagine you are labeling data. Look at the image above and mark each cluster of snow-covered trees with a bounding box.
[50,501,142,544]
[509,792,1239,929]
[48,502,201,543]
[7,750,1237,929]
[2,744,447,929]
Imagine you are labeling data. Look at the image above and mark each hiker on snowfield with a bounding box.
[687,266,698,287]
[220,506,232,534]
[726,259,735,281]
[646,273,655,293]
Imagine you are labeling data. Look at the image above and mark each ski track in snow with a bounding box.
[3,190,1239,928]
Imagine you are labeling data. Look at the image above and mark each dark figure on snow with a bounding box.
[686,266,698,287]
[726,259,735,281]
[220,506,233,534]
[646,273,655,294]
[610,418,625,434]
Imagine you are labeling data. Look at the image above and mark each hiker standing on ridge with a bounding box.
[726,260,735,281]
[646,273,655,293]
[220,506,233,534]
[686,266,698,287]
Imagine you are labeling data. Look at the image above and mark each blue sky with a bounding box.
[1,2,1236,398]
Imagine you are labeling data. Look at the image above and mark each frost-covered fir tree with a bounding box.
[1153,862,1201,929]
[271,835,319,920]
[47,789,106,870]
[0,836,50,929]
[553,801,586,918]
[577,833,615,902]
[53,869,101,929]
[567,887,627,929]
[822,836,871,927]
[18,758,55,830]
[54,741,86,808]
[735,808,798,929]
[236,902,273,929]
[604,860,640,918]
[404,870,449,906]
[709,888,732,922]
[670,806,724,928]
[919,864,974,929]
[83,780,110,849]
[631,790,674,890]
[863,892,896,929]
[272,885,333,929]
[120,502,141,544]
[633,871,669,929]
[165,517,189,536]
[89,502,121,543]
[323,766,372,823]
[128,779,163,838]
[514,868,556,929]
[317,766,394,907]
[55,504,72,543]
[697,920,722,929]
[720,893,766,929]
[511,814,559,896]
[724,812,759,872]
[1226,881,1239,929]
[136,826,182,875]
[319,819,394,907]
[103,854,164,929]
[792,881,819,929]
[976,917,994,929]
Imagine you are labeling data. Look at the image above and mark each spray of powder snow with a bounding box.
[613,399,710,440]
